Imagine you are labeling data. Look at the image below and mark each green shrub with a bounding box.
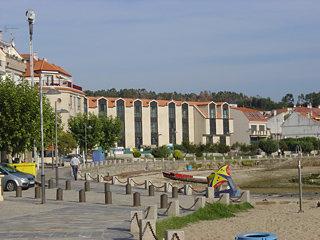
[258,139,278,155]
[132,149,141,158]
[151,146,170,158]
[173,150,184,160]
[195,150,203,157]
[217,143,230,154]
[241,160,255,167]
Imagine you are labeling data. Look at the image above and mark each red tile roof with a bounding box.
[294,107,320,121]
[232,107,267,122]
[88,97,228,110]
[22,55,72,77]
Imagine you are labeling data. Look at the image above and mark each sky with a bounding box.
[1,0,320,100]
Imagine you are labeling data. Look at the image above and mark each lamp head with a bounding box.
[26,9,36,23]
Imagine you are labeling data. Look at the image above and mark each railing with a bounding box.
[250,130,270,136]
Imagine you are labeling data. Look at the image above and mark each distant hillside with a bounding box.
[85,88,320,111]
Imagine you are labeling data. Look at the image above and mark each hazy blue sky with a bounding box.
[1,1,320,100]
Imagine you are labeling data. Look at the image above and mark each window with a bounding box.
[168,102,176,144]
[134,101,143,148]
[150,101,158,146]
[209,103,216,119]
[209,103,216,135]
[222,104,229,119]
[259,125,265,132]
[77,97,81,111]
[69,95,73,108]
[116,99,126,147]
[98,99,107,115]
[251,125,257,132]
[182,103,189,143]
[84,98,88,114]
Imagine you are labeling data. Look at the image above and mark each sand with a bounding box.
[124,167,320,239]
[183,199,320,240]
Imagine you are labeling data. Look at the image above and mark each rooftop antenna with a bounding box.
[3,25,19,43]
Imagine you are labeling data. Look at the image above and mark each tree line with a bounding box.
[85,89,320,111]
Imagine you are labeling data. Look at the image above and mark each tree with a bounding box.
[99,115,121,150]
[151,146,170,158]
[0,78,55,159]
[258,139,278,155]
[68,113,103,152]
[58,131,77,155]
[281,93,294,107]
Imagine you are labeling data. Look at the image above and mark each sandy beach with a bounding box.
[125,166,320,239]
[183,199,320,240]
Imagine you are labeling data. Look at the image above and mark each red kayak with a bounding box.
[162,171,207,184]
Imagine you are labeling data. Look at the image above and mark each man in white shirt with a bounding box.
[70,155,80,181]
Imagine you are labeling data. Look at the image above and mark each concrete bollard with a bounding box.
[127,177,134,187]
[168,200,180,216]
[79,189,86,202]
[239,190,250,203]
[65,180,71,190]
[146,205,158,220]
[126,183,132,195]
[84,181,90,192]
[166,230,185,240]
[172,187,178,198]
[16,186,22,197]
[84,173,89,181]
[130,211,143,236]
[133,192,141,207]
[97,174,102,183]
[105,182,111,193]
[35,186,41,199]
[183,184,192,196]
[164,182,173,193]
[112,176,119,185]
[220,193,230,205]
[159,193,168,208]
[149,185,155,196]
[48,179,54,189]
[105,191,112,204]
[139,219,156,240]
[145,180,150,190]
[194,197,206,210]
[206,187,215,199]
[56,188,63,201]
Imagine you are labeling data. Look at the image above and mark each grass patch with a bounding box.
[156,202,253,239]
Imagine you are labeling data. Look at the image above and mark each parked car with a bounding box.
[0,164,35,191]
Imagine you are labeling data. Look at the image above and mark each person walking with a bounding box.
[70,155,80,181]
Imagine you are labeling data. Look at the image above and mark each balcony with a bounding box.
[44,81,83,91]
[250,130,271,136]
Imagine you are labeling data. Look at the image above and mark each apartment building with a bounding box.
[230,107,270,145]
[0,33,26,81]
[282,106,320,139]
[88,97,233,148]
[22,54,86,128]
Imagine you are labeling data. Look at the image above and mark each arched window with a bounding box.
[150,101,158,146]
[182,103,189,143]
[98,99,107,115]
[116,99,125,147]
[168,102,176,144]
[209,103,216,135]
[134,101,143,148]
[222,104,229,135]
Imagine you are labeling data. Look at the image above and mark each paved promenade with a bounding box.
[0,168,196,240]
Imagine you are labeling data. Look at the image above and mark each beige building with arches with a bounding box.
[88,97,234,148]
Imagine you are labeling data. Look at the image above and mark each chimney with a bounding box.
[307,103,312,109]
[272,110,277,116]
[33,51,38,60]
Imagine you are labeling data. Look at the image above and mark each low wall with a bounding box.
[80,155,320,177]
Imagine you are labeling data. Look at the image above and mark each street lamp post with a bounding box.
[84,124,92,164]
[26,10,37,167]
[296,144,303,213]
[26,9,35,87]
